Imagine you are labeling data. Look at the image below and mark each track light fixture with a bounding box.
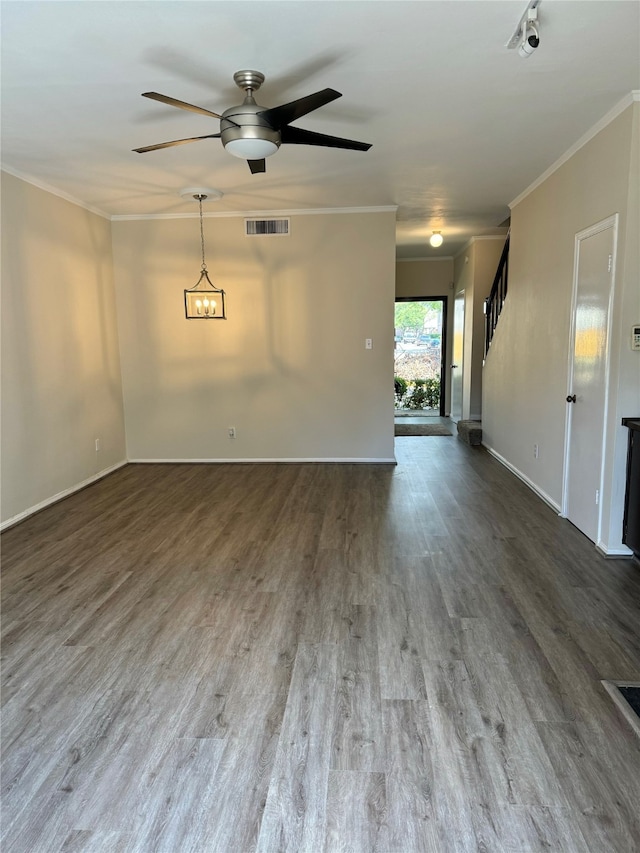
[518,20,540,57]
[506,0,541,58]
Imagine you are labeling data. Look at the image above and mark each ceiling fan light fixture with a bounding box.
[430,231,444,248]
[224,137,279,160]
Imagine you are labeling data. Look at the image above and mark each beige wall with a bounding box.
[395,258,453,299]
[482,103,640,553]
[1,172,126,526]
[112,210,396,461]
[453,250,474,419]
[452,238,505,419]
[396,258,454,413]
[469,239,505,419]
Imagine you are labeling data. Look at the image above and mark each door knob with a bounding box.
[566,394,576,403]
[451,364,458,369]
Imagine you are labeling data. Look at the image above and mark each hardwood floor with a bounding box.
[2,438,640,852]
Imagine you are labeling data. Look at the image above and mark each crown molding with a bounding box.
[455,234,507,257]
[396,256,455,263]
[111,205,398,221]
[1,165,397,221]
[510,90,640,210]
[1,164,111,219]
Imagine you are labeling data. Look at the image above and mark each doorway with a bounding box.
[562,215,617,544]
[394,298,447,417]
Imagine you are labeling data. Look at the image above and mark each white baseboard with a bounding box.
[596,542,634,558]
[483,443,562,514]
[128,457,397,464]
[483,446,634,559]
[0,461,128,532]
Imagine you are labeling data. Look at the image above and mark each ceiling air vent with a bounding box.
[245,218,290,236]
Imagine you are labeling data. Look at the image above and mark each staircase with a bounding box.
[484,232,510,356]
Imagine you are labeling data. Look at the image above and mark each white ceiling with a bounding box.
[2,1,639,258]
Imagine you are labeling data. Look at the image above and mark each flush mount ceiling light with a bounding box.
[430,231,444,248]
[506,0,541,58]
[183,191,226,320]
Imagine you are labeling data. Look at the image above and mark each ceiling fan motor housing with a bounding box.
[220,99,281,157]
[221,71,280,160]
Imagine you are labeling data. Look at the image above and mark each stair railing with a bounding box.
[484,231,510,356]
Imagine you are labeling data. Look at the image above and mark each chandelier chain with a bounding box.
[198,195,207,271]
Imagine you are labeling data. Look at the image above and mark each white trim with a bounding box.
[510,92,640,209]
[1,165,111,219]
[561,214,618,545]
[0,461,127,532]
[596,543,634,558]
[455,234,508,258]
[601,681,640,738]
[112,205,398,222]
[396,256,455,263]
[0,167,397,222]
[128,457,397,464]
[451,289,466,423]
[483,443,562,514]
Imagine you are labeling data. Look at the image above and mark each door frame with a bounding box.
[560,214,618,544]
[450,289,465,422]
[394,296,448,417]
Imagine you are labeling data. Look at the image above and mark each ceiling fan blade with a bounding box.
[133,133,221,153]
[248,159,266,174]
[142,92,225,119]
[280,125,371,151]
[258,88,342,129]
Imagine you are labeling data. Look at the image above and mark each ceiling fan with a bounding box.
[133,70,372,174]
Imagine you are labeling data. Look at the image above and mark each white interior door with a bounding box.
[563,217,616,543]
[451,290,465,421]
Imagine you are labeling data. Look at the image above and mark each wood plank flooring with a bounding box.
[2,437,640,852]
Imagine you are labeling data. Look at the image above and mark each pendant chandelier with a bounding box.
[184,192,226,320]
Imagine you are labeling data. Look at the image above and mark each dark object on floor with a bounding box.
[619,686,640,717]
[394,423,452,436]
[457,420,482,446]
[602,681,640,738]
[621,418,640,559]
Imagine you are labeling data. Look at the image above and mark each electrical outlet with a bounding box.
[95,438,101,452]
[228,427,236,439]
[365,338,373,349]
[533,443,539,459]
